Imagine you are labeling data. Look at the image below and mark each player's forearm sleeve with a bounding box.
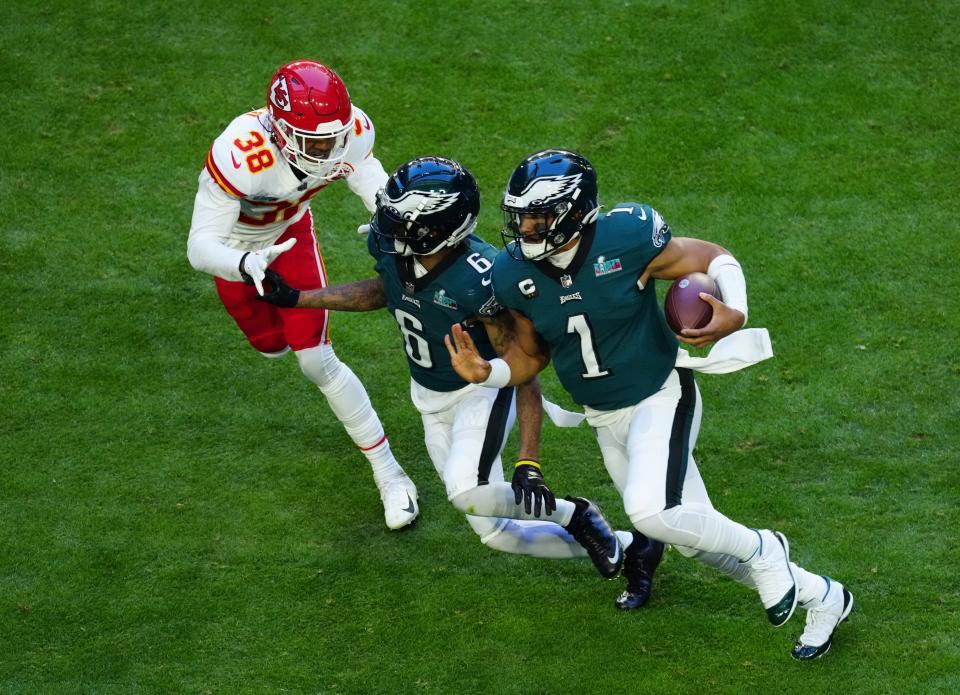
[707,254,748,325]
[186,176,245,280]
[346,154,389,213]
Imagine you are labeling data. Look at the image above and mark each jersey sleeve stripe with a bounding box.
[205,149,244,198]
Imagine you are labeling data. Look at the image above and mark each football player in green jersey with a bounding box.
[446,150,852,659]
[257,156,628,580]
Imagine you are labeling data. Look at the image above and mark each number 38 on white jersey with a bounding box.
[187,105,388,279]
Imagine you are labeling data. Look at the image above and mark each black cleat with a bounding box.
[615,531,665,610]
[564,496,623,579]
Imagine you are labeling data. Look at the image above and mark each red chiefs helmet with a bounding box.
[266,60,355,179]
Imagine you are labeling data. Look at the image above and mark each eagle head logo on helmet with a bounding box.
[520,174,583,208]
[385,190,461,222]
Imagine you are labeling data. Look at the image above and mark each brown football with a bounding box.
[664,272,721,333]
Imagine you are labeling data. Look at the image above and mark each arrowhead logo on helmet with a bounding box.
[270,75,291,111]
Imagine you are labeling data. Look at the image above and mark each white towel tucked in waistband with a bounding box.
[542,399,586,428]
[674,328,773,374]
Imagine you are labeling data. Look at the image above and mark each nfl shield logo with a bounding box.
[560,274,573,288]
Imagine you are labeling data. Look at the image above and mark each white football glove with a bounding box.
[239,238,297,296]
[357,223,371,235]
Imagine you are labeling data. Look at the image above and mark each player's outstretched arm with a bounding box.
[256,270,387,312]
[299,276,387,311]
[515,376,543,463]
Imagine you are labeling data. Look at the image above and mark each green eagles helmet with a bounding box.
[372,156,480,256]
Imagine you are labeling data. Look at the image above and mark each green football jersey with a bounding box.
[369,232,499,392]
[492,202,679,410]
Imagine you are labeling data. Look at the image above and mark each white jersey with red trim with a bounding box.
[187,106,387,281]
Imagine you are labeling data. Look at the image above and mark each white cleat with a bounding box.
[379,477,419,530]
[792,577,854,660]
[746,529,798,627]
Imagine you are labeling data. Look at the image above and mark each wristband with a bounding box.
[481,357,511,388]
[238,252,252,284]
[707,254,748,326]
[515,459,541,469]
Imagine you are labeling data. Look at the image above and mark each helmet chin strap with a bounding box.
[582,206,601,226]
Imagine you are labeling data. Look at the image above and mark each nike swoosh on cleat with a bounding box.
[607,543,621,565]
[402,493,416,514]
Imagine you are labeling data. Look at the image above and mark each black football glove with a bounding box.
[511,461,556,517]
[254,269,301,308]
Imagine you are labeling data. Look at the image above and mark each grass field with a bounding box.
[3,1,959,693]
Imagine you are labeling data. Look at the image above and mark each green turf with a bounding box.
[2,1,959,692]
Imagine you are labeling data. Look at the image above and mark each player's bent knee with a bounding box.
[447,485,484,514]
[465,514,509,544]
[258,346,291,359]
[248,333,288,355]
[672,543,701,558]
[628,508,675,541]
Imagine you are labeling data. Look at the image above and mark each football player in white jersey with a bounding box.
[187,60,418,530]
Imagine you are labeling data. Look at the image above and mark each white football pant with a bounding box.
[413,380,588,559]
[589,367,828,603]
